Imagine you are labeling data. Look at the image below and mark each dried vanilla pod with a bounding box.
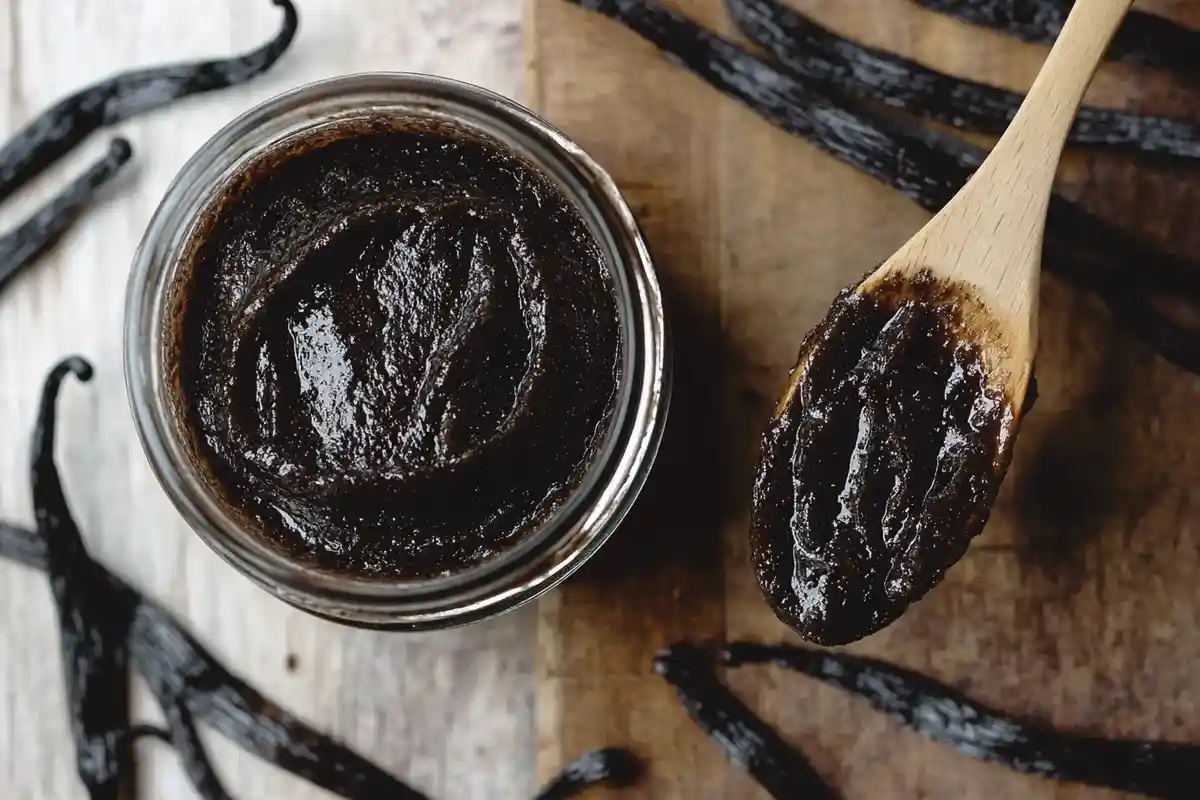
[915,0,1200,81]
[0,0,297,296]
[5,357,638,800]
[729,0,1200,160]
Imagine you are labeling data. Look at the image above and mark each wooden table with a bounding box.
[0,3,532,798]
[6,1,1200,798]
[528,1,1200,798]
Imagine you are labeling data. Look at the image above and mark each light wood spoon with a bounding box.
[856,0,1134,406]
[750,0,1137,646]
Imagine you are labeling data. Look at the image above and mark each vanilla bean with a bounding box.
[723,642,1196,799]
[0,0,297,304]
[914,0,1200,81]
[0,139,132,293]
[729,0,1200,160]
[0,0,297,207]
[30,356,132,800]
[4,358,639,800]
[161,703,232,800]
[0,520,45,569]
[128,600,433,800]
[654,643,839,799]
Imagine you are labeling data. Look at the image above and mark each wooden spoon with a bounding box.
[856,0,1134,406]
[750,0,1137,646]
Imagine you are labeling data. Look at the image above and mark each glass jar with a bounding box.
[124,73,669,630]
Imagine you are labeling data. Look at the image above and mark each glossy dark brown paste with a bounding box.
[752,272,1017,645]
[168,117,621,580]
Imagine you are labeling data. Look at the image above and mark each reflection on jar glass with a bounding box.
[125,73,669,629]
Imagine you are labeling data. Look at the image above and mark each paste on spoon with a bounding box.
[752,271,1019,644]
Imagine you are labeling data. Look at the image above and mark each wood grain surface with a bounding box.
[0,3,531,799]
[529,1,1200,798]
[6,1,1200,798]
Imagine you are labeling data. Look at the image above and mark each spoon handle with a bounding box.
[887,0,1133,322]
[868,0,1134,393]
[983,0,1135,215]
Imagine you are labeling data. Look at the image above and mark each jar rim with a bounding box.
[124,72,669,629]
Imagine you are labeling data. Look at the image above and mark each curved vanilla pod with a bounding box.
[728,0,1200,160]
[0,0,298,303]
[654,643,840,799]
[0,0,297,206]
[30,356,131,800]
[29,353,432,795]
[915,0,1200,81]
[7,357,640,800]
[723,642,1196,799]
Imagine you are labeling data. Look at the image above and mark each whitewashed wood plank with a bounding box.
[0,2,529,798]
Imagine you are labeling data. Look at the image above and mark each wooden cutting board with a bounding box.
[528,1,1200,798]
